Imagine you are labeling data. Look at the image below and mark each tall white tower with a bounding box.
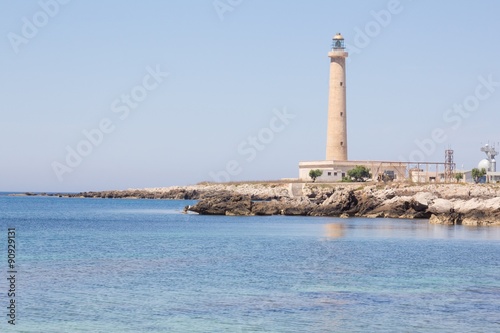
[325,33,348,161]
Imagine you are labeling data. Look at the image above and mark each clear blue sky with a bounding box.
[1,0,500,192]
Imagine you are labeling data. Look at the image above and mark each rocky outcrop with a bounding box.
[24,182,500,225]
[187,183,500,225]
[187,192,252,216]
[34,183,291,200]
[310,189,358,217]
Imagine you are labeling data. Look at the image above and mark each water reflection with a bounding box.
[324,223,345,239]
[432,224,500,240]
[321,219,500,241]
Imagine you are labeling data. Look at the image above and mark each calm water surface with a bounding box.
[0,196,499,332]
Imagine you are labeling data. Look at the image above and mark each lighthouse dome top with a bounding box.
[333,33,344,40]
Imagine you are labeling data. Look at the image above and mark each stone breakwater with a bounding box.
[39,183,500,226]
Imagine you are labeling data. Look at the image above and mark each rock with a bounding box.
[461,209,500,226]
[64,182,500,224]
[189,193,252,215]
[354,194,380,216]
[251,201,282,215]
[369,196,411,218]
[379,188,396,200]
[313,189,358,216]
[280,198,316,216]
[281,205,311,216]
[366,212,384,218]
[429,213,463,225]
[411,192,437,211]
[428,198,454,214]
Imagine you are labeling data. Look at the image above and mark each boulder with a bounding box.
[188,193,252,215]
[429,213,463,225]
[355,192,382,216]
[428,198,454,214]
[369,196,412,218]
[313,189,358,216]
[251,201,282,215]
[411,192,437,212]
[280,197,316,216]
[461,210,500,226]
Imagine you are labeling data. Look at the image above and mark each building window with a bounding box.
[340,82,343,86]
[334,172,338,176]
[342,173,345,177]
[340,112,343,117]
[340,141,344,146]
[327,172,331,176]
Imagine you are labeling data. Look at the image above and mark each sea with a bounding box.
[0,194,499,332]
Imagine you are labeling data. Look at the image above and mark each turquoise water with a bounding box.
[0,196,499,332]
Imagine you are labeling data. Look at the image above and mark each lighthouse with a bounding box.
[325,33,348,161]
[298,33,408,182]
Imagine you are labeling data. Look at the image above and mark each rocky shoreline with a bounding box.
[24,182,500,226]
[186,183,500,226]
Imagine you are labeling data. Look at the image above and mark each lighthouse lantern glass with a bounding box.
[332,39,345,50]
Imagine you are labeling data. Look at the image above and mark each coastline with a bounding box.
[20,182,500,226]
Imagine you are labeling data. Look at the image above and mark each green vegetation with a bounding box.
[471,168,487,183]
[309,169,323,182]
[454,172,464,183]
[347,166,372,182]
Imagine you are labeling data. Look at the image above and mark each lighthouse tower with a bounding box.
[298,33,408,182]
[325,33,348,161]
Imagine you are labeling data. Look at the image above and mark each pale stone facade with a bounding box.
[299,160,407,182]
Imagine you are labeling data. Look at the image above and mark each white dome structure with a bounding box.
[478,159,490,171]
[480,144,498,172]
